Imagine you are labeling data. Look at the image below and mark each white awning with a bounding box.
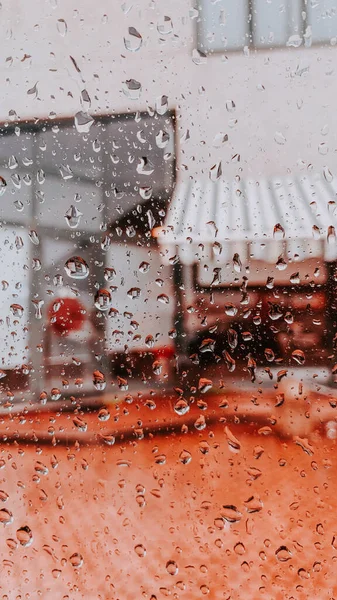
[158,174,337,265]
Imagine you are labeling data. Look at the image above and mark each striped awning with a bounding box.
[158,174,337,265]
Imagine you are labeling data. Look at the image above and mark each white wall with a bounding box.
[1,0,337,181]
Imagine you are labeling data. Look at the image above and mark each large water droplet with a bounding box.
[94,289,112,311]
[64,256,89,279]
[16,526,33,547]
[65,205,83,229]
[74,111,94,134]
[124,27,143,52]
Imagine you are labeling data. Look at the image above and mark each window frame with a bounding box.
[0,111,177,403]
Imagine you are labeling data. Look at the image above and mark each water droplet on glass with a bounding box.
[292,349,305,365]
[124,27,143,52]
[323,166,333,182]
[139,186,153,200]
[273,223,285,239]
[137,157,154,175]
[73,416,87,432]
[64,256,89,279]
[179,450,191,465]
[0,176,7,196]
[98,407,110,421]
[174,399,189,416]
[157,293,169,304]
[224,426,241,452]
[10,304,24,318]
[0,509,13,525]
[93,370,106,391]
[139,261,150,274]
[74,111,94,134]
[16,526,33,547]
[221,505,242,524]
[327,226,336,244]
[134,544,146,557]
[233,253,242,273]
[209,162,222,182]
[65,205,83,229]
[157,16,173,35]
[275,545,292,562]
[28,229,40,245]
[8,155,18,169]
[69,552,83,568]
[155,130,170,149]
[94,289,112,311]
[274,131,286,145]
[57,18,67,36]
[123,79,142,100]
[166,560,178,575]
[59,164,73,180]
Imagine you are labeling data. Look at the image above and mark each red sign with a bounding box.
[49,297,86,336]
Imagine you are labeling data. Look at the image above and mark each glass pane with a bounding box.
[198,0,249,52]
[307,0,337,43]
[253,0,302,47]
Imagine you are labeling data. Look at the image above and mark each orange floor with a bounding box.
[0,408,336,599]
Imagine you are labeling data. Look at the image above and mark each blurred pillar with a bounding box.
[172,260,186,358]
[326,261,337,357]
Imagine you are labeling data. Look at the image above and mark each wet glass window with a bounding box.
[1,0,337,598]
[198,0,336,52]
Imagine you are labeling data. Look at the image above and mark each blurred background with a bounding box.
[1,0,337,598]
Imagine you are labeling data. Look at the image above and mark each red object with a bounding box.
[49,297,86,336]
[152,346,175,360]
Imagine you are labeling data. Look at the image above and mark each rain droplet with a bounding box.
[74,111,94,134]
[233,252,242,273]
[59,164,73,180]
[0,176,7,196]
[221,505,242,524]
[134,544,146,557]
[98,407,110,421]
[224,303,237,317]
[209,161,222,182]
[174,399,190,416]
[65,205,83,229]
[10,304,24,318]
[0,509,13,525]
[273,223,285,239]
[64,256,89,279]
[157,16,173,35]
[104,267,116,281]
[179,450,191,465]
[123,79,142,100]
[157,293,169,304]
[8,155,18,169]
[16,526,33,547]
[93,370,106,391]
[94,289,112,311]
[57,19,67,36]
[275,545,292,562]
[224,426,241,452]
[137,157,154,175]
[274,131,286,145]
[73,416,87,432]
[323,166,333,183]
[292,349,305,365]
[139,186,152,200]
[124,27,143,52]
[166,560,178,575]
[327,226,336,244]
[139,261,150,273]
[69,552,83,568]
[28,230,40,245]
